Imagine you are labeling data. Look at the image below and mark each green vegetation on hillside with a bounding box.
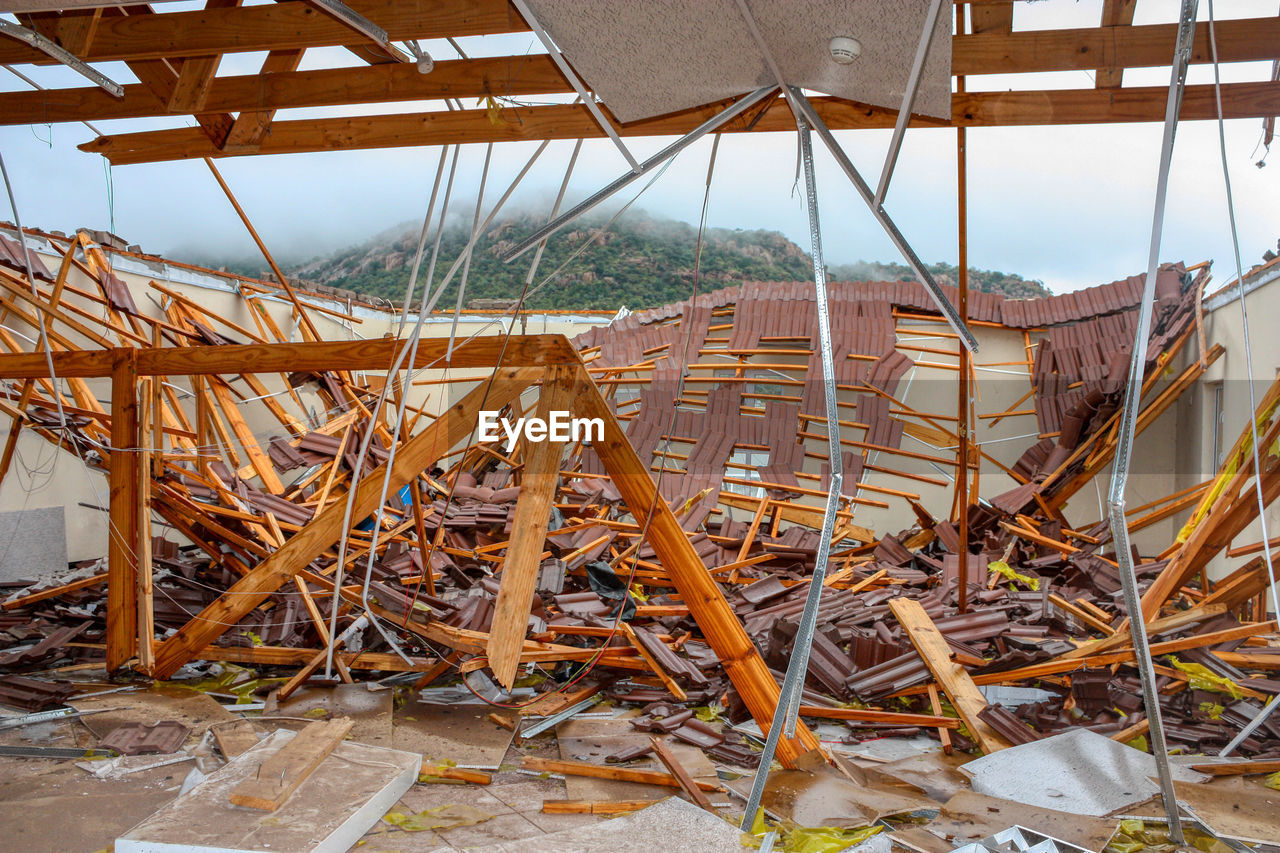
[280,211,1049,310]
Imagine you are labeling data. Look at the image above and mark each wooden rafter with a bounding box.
[1096,0,1138,88]
[5,7,1276,78]
[75,80,1280,164]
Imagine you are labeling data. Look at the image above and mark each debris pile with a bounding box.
[0,229,1277,849]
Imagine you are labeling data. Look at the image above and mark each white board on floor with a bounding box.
[116,728,418,853]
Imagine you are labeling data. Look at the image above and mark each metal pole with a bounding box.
[508,0,640,173]
[742,110,842,831]
[1105,1,1200,843]
[873,0,946,207]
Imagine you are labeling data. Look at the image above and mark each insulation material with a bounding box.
[520,0,953,122]
[115,728,419,853]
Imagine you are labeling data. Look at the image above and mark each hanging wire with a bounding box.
[1207,0,1280,623]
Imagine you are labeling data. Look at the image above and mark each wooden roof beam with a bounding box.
[221,49,306,152]
[0,54,569,127]
[77,80,1280,165]
[1096,0,1138,88]
[20,6,237,147]
[0,7,1275,79]
[952,16,1280,76]
[0,0,527,65]
[968,1,1013,36]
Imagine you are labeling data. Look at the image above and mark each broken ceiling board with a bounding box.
[463,796,746,853]
[521,0,952,122]
[265,683,393,747]
[0,506,67,582]
[213,718,259,759]
[393,701,516,769]
[1166,779,1280,846]
[0,753,186,853]
[228,718,353,811]
[863,749,972,804]
[918,790,1119,852]
[725,766,937,827]
[70,684,236,740]
[959,729,1207,817]
[116,728,418,853]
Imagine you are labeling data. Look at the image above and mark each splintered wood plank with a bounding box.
[519,756,721,792]
[542,799,662,814]
[1190,758,1280,776]
[228,718,352,811]
[487,365,575,688]
[888,597,1012,754]
[649,736,714,811]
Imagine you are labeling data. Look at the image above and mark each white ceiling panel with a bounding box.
[520,0,953,123]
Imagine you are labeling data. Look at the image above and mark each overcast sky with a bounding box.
[1,0,1277,295]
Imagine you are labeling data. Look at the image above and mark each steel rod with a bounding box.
[507,0,640,173]
[0,20,123,97]
[1104,0,1200,843]
[874,0,946,207]
[742,109,843,832]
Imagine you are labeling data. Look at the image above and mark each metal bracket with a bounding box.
[0,18,123,97]
[307,0,410,62]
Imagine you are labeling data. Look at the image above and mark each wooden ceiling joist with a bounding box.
[0,54,569,127]
[78,81,1280,165]
[0,0,527,65]
[4,7,1275,78]
[1,1,1276,163]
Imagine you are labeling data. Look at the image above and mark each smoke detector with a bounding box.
[829,36,862,65]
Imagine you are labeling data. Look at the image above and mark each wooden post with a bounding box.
[135,377,155,673]
[107,348,140,671]
[488,364,574,688]
[573,363,820,766]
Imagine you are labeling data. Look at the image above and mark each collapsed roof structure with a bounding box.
[0,1,1279,851]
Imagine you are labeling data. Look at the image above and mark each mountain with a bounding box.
[282,211,1050,310]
